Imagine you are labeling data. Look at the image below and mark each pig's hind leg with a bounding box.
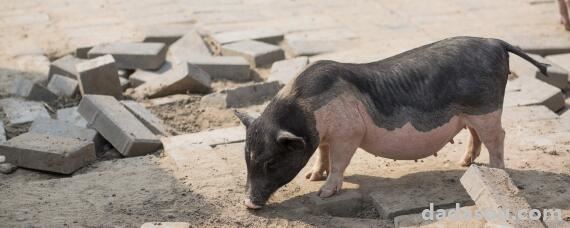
[305,144,330,181]
[464,110,505,169]
[458,127,482,166]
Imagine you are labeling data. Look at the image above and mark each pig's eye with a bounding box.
[264,159,278,172]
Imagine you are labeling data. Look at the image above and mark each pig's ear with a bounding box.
[277,130,306,151]
[234,110,256,128]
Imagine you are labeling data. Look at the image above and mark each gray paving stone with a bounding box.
[526,54,568,89]
[221,40,284,67]
[167,30,212,64]
[132,62,211,98]
[0,122,5,143]
[129,61,173,87]
[121,100,167,136]
[285,39,339,57]
[309,190,363,217]
[162,126,245,147]
[394,206,487,228]
[11,78,58,102]
[187,56,250,81]
[142,24,194,46]
[504,76,565,112]
[460,165,544,227]
[0,98,50,126]
[210,28,283,46]
[88,42,167,70]
[56,106,87,128]
[29,117,106,154]
[47,74,78,97]
[76,55,123,99]
[119,77,129,91]
[0,132,95,174]
[47,55,84,81]
[78,95,162,157]
[370,186,472,220]
[75,46,92,59]
[200,81,280,108]
[546,53,570,88]
[268,57,309,85]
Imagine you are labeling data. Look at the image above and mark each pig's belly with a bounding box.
[359,116,465,160]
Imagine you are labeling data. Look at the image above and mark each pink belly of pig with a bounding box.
[359,116,465,160]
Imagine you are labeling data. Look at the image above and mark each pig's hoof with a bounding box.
[305,170,326,181]
[318,188,336,198]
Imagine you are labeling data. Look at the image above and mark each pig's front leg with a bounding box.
[305,144,330,181]
[318,141,359,198]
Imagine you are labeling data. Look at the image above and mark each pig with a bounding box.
[234,36,549,209]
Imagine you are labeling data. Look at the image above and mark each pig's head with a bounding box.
[234,106,317,209]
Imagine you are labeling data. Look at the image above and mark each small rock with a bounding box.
[0,163,17,174]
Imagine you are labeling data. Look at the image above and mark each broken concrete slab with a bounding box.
[47,55,84,81]
[221,40,284,67]
[29,117,106,154]
[394,205,487,228]
[0,122,5,143]
[0,132,96,174]
[129,62,173,87]
[162,126,245,148]
[47,74,79,97]
[0,98,50,126]
[56,106,87,128]
[309,190,363,217]
[268,57,309,85]
[121,100,167,136]
[132,62,211,98]
[167,30,212,64]
[142,24,194,46]
[210,28,284,46]
[460,165,544,227]
[504,76,565,112]
[200,81,280,108]
[76,54,123,99]
[140,222,190,228]
[11,78,58,102]
[187,56,250,81]
[88,42,167,70]
[78,95,162,157]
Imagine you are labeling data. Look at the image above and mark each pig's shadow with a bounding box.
[254,168,570,223]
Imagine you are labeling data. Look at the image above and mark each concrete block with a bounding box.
[11,78,58,102]
[78,95,162,157]
[0,132,95,174]
[121,100,167,135]
[221,40,284,67]
[75,46,92,59]
[211,28,283,46]
[187,56,250,81]
[119,77,129,91]
[47,74,78,97]
[132,62,211,98]
[140,222,190,228]
[268,57,309,85]
[460,165,544,227]
[57,106,88,128]
[29,117,106,154]
[200,81,280,108]
[76,54,123,99]
[0,98,50,126]
[129,62,173,88]
[504,76,564,112]
[546,53,570,87]
[88,42,167,70]
[162,126,245,147]
[394,206,487,228]
[0,122,5,143]
[524,54,568,89]
[48,55,84,81]
[167,30,211,64]
[142,24,194,46]
[309,190,363,217]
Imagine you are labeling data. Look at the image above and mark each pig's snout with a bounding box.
[244,198,263,210]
